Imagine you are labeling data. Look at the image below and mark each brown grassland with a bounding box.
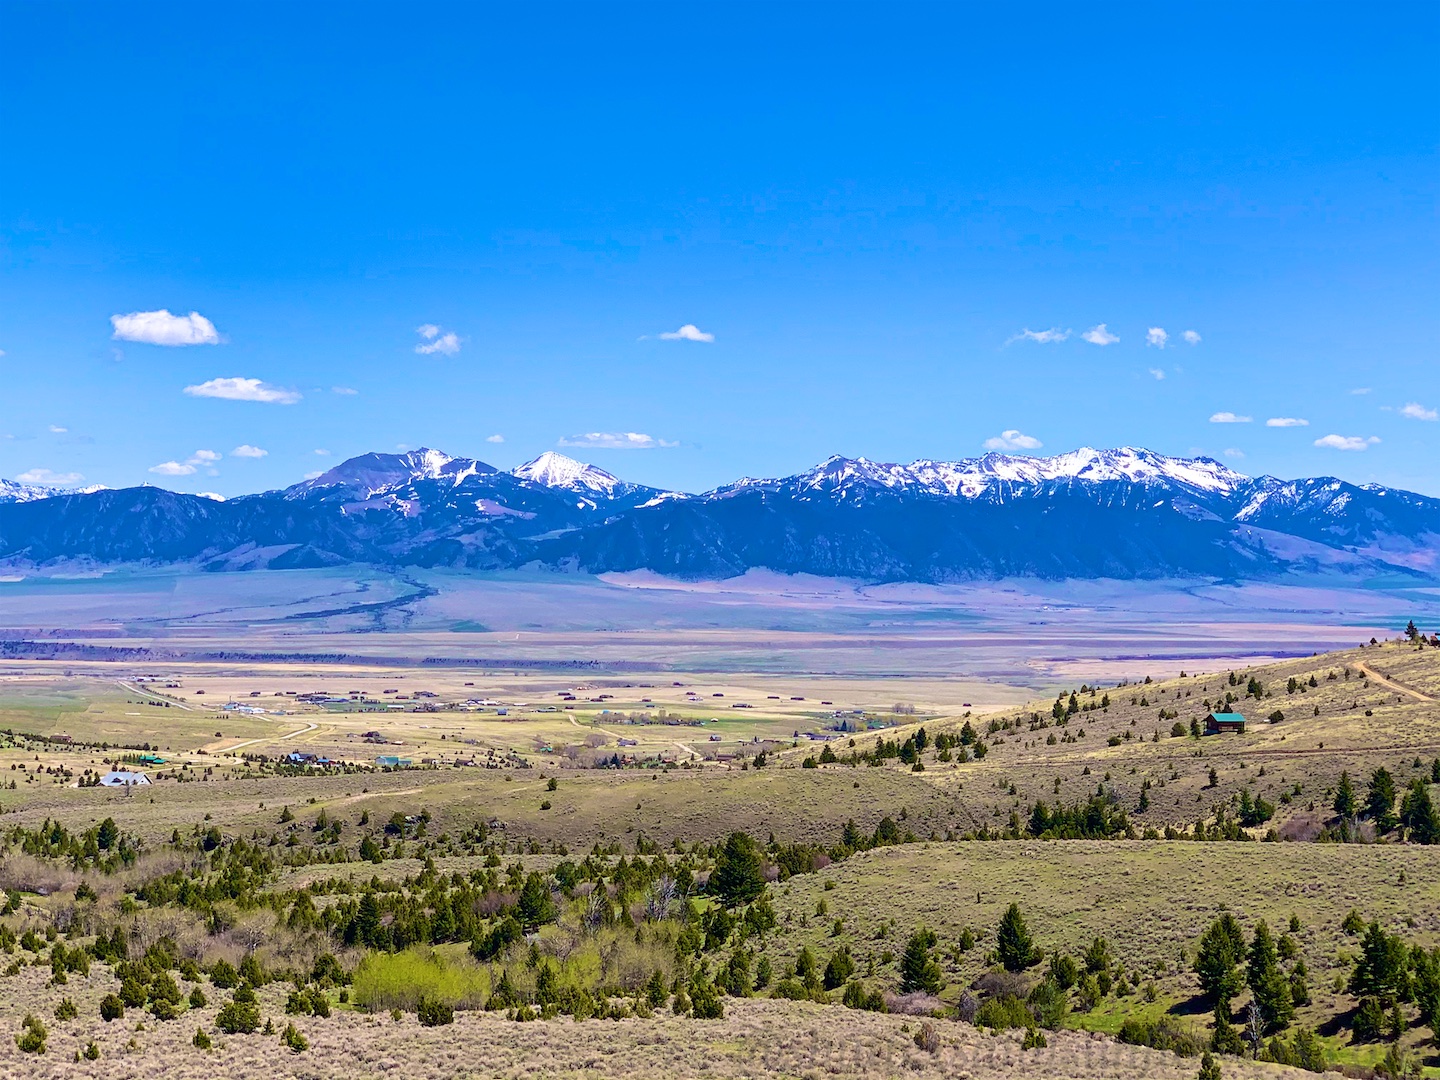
[0,632,1436,1079]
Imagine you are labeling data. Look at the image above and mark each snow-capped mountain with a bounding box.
[0,478,102,504]
[0,446,1436,582]
[513,451,623,494]
[720,448,1247,502]
[283,448,495,501]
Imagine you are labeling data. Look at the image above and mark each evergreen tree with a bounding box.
[710,832,765,907]
[1400,779,1440,844]
[1210,1002,1244,1055]
[355,893,381,948]
[517,872,556,930]
[1246,921,1293,1030]
[1367,768,1398,832]
[823,947,855,990]
[1333,772,1357,818]
[900,926,943,993]
[1197,1049,1222,1080]
[1194,913,1246,1004]
[996,903,1040,972]
[1348,921,1412,1002]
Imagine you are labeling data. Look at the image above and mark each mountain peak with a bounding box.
[513,451,621,494]
[776,447,1250,499]
[288,447,494,499]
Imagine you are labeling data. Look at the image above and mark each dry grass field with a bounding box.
[1,622,1437,1080]
[0,970,1315,1080]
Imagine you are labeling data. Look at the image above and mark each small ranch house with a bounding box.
[1205,712,1247,735]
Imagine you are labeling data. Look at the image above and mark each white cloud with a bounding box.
[1081,324,1119,346]
[1209,412,1251,424]
[1146,327,1169,348]
[414,325,460,355]
[658,324,715,343]
[15,468,83,485]
[149,460,197,476]
[415,332,461,355]
[1222,448,1245,459]
[1266,417,1309,428]
[1314,434,1380,451]
[558,432,677,450]
[189,449,222,463]
[303,470,325,480]
[111,309,221,346]
[1400,402,1437,421]
[48,425,68,434]
[982,429,1043,451]
[485,434,505,443]
[1148,368,1166,381]
[1007,327,1070,345]
[313,449,331,456]
[332,386,358,396]
[1182,330,1202,345]
[231,445,268,458]
[183,377,301,404]
[1349,387,1372,395]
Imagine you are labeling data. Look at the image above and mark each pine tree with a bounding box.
[1367,768,1398,832]
[1197,1050,1222,1080]
[900,926,943,993]
[1247,921,1293,1030]
[1210,1001,1245,1055]
[996,903,1040,972]
[1195,914,1245,1004]
[517,872,557,929]
[710,832,765,907]
[1400,779,1440,844]
[1333,771,1357,817]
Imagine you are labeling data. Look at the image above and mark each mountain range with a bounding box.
[2,447,1437,584]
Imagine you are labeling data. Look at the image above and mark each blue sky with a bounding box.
[2,1,1437,496]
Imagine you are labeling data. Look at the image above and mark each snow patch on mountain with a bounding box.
[513,452,623,494]
[746,447,1249,500]
[0,478,99,504]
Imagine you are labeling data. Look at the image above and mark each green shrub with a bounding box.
[1027,978,1070,1029]
[99,994,124,1022]
[1352,997,1386,1042]
[215,999,261,1035]
[1118,1015,1202,1057]
[210,960,240,989]
[823,947,855,990]
[15,1014,47,1054]
[82,1040,100,1060]
[149,998,180,1021]
[690,976,724,1019]
[973,995,1032,1030]
[189,986,207,1009]
[417,997,455,1026]
[193,1027,211,1050]
[841,980,887,1011]
[119,977,147,1008]
[353,949,490,1013]
[53,998,77,1021]
[281,1021,309,1052]
[1021,1027,1048,1050]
